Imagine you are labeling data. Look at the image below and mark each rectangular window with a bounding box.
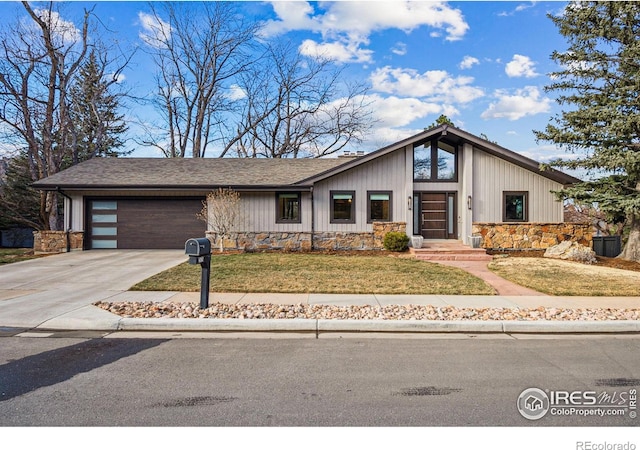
[437,143,456,180]
[414,140,457,181]
[276,192,301,223]
[368,191,392,223]
[92,214,117,223]
[91,239,117,249]
[413,144,432,180]
[91,227,117,236]
[92,201,117,210]
[330,191,355,224]
[503,191,528,222]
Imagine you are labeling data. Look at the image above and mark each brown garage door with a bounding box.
[88,198,205,249]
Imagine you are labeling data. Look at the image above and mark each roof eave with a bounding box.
[32,184,312,192]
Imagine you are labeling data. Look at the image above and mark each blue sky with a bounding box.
[0,1,573,162]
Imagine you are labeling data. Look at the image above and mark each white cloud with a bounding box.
[391,42,407,56]
[138,11,172,48]
[227,84,247,101]
[505,54,539,78]
[481,86,552,121]
[370,66,484,104]
[262,1,469,63]
[108,72,126,84]
[366,94,444,128]
[300,37,373,64]
[498,2,536,17]
[520,144,580,164]
[30,9,80,45]
[263,1,468,40]
[459,56,479,70]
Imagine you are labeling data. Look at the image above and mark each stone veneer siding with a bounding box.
[207,222,407,252]
[472,223,593,250]
[33,231,84,253]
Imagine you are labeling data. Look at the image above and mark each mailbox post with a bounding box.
[185,238,212,309]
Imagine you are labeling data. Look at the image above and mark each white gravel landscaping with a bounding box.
[95,301,640,321]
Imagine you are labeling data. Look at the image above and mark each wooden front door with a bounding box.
[418,192,457,239]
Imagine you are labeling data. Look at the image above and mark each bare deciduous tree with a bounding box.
[197,188,241,252]
[228,43,372,158]
[140,2,260,158]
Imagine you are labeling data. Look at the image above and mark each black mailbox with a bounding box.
[185,237,211,257]
[185,237,212,309]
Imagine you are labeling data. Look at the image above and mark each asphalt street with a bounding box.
[1,334,639,427]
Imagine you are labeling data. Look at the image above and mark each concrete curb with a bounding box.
[91,318,640,334]
[117,318,317,332]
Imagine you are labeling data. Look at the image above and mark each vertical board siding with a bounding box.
[472,150,564,222]
[234,191,310,232]
[315,152,407,232]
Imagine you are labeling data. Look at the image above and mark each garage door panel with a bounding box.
[88,198,205,249]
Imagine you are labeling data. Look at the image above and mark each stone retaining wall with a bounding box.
[472,222,592,250]
[33,231,84,253]
[207,222,407,252]
[206,232,313,252]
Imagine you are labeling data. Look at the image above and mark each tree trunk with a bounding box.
[618,214,640,262]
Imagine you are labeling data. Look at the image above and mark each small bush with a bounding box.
[566,245,597,265]
[383,231,410,252]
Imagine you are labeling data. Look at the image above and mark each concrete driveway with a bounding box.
[0,250,185,328]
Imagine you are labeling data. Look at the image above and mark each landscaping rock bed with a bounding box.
[95,301,640,321]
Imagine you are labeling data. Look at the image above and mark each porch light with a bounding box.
[408,195,412,210]
[467,195,472,210]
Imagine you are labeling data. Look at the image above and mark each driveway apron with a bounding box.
[0,250,185,328]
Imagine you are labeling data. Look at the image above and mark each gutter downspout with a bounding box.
[310,186,315,251]
[57,187,72,252]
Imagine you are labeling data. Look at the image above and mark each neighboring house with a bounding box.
[32,124,583,252]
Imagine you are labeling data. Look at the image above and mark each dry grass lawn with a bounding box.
[132,252,496,295]
[489,257,640,296]
[0,248,44,265]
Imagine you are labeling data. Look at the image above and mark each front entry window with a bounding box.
[414,141,458,181]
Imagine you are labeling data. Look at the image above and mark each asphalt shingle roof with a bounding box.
[33,157,349,190]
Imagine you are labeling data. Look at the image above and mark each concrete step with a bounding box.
[410,244,492,262]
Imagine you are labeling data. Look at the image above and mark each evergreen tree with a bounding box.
[67,50,129,164]
[426,114,455,130]
[0,152,44,230]
[535,1,640,261]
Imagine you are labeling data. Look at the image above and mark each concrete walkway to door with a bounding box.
[432,260,546,296]
[0,250,185,328]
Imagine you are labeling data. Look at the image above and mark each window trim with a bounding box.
[330,190,356,224]
[503,191,529,222]
[367,191,392,223]
[275,192,302,224]
[413,140,459,182]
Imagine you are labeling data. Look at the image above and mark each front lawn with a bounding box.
[132,252,496,295]
[489,257,640,296]
[0,248,43,265]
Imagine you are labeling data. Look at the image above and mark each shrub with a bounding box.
[383,231,409,252]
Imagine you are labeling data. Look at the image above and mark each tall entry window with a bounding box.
[503,191,528,222]
[414,140,458,181]
[330,191,355,223]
